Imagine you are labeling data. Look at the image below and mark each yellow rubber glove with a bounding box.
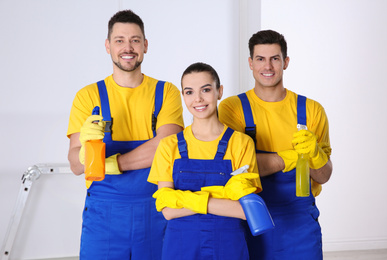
[79,145,86,165]
[225,172,260,199]
[79,115,106,164]
[292,130,328,169]
[85,153,121,189]
[79,115,105,145]
[201,173,260,200]
[86,180,93,189]
[105,153,122,175]
[200,186,226,198]
[152,187,209,214]
[277,150,299,172]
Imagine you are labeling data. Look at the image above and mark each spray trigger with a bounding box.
[231,165,249,176]
[297,124,308,131]
[91,106,101,124]
[92,106,100,115]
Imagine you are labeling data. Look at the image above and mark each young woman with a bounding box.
[148,62,262,260]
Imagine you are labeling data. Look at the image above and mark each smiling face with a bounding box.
[105,22,148,73]
[181,71,223,121]
[248,43,289,90]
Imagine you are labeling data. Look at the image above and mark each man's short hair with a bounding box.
[107,10,145,40]
[248,30,287,59]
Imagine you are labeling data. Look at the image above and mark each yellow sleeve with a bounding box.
[156,82,184,130]
[148,135,178,185]
[67,84,101,138]
[306,98,331,197]
[228,131,262,192]
[218,96,246,133]
[307,99,331,158]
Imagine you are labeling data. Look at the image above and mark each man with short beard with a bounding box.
[67,10,184,260]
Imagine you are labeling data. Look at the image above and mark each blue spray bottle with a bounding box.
[231,166,275,236]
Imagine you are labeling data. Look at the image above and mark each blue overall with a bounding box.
[238,93,322,260]
[161,128,249,260]
[80,80,167,260]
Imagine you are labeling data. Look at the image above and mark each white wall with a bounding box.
[0,0,386,259]
[261,0,387,252]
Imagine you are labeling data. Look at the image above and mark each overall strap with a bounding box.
[237,93,257,145]
[297,95,307,126]
[176,131,188,159]
[152,81,165,137]
[97,80,113,142]
[97,80,165,141]
[214,127,234,160]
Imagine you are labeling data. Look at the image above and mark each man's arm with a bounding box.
[68,132,83,175]
[256,151,333,184]
[256,153,285,177]
[117,124,183,171]
[68,123,183,175]
[310,159,332,184]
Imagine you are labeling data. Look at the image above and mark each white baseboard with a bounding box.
[323,237,387,252]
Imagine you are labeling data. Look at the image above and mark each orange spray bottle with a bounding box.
[84,106,106,181]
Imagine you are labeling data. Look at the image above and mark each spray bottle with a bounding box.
[231,166,275,236]
[296,124,310,197]
[84,106,106,181]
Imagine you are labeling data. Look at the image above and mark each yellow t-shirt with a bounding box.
[67,74,184,140]
[218,89,331,196]
[148,125,262,192]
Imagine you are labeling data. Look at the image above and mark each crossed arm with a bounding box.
[157,181,246,221]
[256,153,332,184]
[68,123,183,175]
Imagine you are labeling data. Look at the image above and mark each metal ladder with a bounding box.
[1,164,72,260]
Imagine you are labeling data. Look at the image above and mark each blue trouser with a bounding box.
[161,128,249,260]
[163,215,248,260]
[81,194,166,259]
[80,80,166,260]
